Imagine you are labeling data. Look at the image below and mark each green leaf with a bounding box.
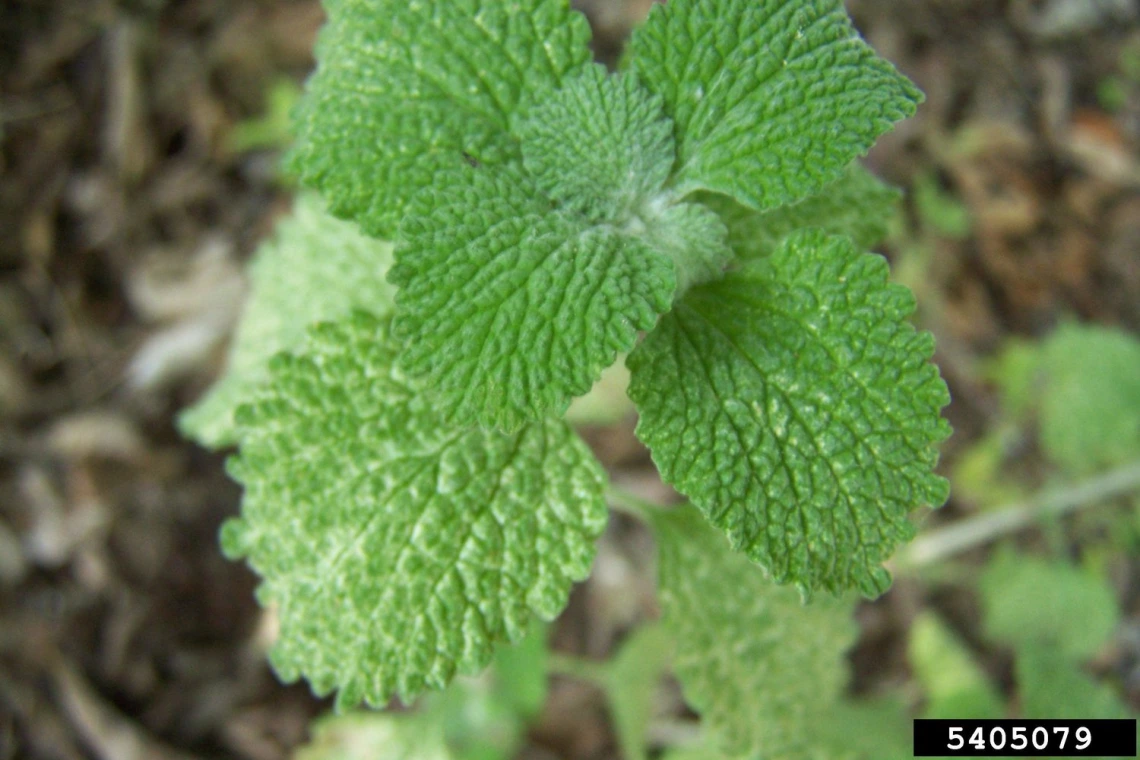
[909,613,1003,720]
[180,193,395,448]
[983,338,1041,424]
[658,744,723,760]
[701,165,901,261]
[391,164,675,431]
[287,0,592,238]
[652,506,857,759]
[489,624,548,720]
[1039,323,1140,474]
[913,171,972,240]
[821,699,915,760]
[659,698,917,760]
[228,78,301,154]
[295,710,452,760]
[629,0,922,211]
[224,312,608,707]
[950,428,1030,509]
[980,550,1119,661]
[605,625,672,760]
[1017,644,1132,721]
[426,627,548,760]
[517,64,674,221]
[629,230,950,596]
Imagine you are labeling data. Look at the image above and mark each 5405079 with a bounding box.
[913,719,1136,757]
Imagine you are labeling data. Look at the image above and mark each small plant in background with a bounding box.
[895,321,1140,756]
[226,78,303,155]
[953,322,1140,529]
[906,549,1131,737]
[183,0,957,756]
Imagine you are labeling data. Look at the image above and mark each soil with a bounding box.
[2,1,1139,758]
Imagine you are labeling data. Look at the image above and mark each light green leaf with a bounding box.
[287,0,592,238]
[605,624,672,760]
[980,550,1119,661]
[982,338,1041,424]
[489,623,548,720]
[427,628,548,760]
[909,613,1003,720]
[701,165,901,261]
[228,78,301,154]
[913,171,972,239]
[659,698,917,760]
[225,312,608,707]
[1017,645,1132,721]
[629,229,950,596]
[629,0,922,211]
[1039,323,1140,474]
[652,506,857,759]
[391,164,675,431]
[517,64,674,221]
[658,745,722,760]
[950,428,1030,509]
[820,699,914,760]
[295,711,451,760]
[180,193,395,448]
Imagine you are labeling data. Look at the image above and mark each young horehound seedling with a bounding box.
[183,0,951,727]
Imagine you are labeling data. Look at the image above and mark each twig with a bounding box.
[898,460,1140,568]
[52,658,198,760]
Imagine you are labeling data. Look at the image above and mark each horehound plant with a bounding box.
[182,0,950,755]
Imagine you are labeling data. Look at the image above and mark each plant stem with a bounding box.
[546,652,609,686]
[898,459,1140,568]
[605,486,661,522]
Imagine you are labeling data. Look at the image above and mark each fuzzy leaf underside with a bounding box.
[516,64,675,221]
[640,201,734,294]
[391,165,676,431]
[287,0,592,238]
[653,506,857,759]
[630,0,921,211]
[180,194,395,448]
[224,312,608,708]
[629,229,950,596]
[702,164,902,261]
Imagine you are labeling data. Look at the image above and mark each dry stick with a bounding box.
[899,459,1140,568]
